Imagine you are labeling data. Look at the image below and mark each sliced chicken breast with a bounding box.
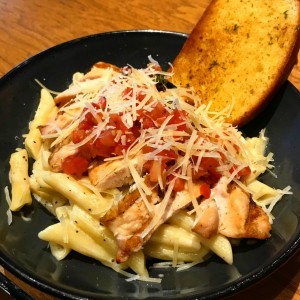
[212,177,271,239]
[100,180,201,263]
[89,153,144,190]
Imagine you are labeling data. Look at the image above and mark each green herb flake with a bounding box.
[233,24,239,32]
[208,60,220,70]
[268,35,274,45]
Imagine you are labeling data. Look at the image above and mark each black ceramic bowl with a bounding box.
[0,30,299,300]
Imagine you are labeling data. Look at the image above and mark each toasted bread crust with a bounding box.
[171,0,300,126]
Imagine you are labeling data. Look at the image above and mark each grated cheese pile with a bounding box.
[42,61,275,218]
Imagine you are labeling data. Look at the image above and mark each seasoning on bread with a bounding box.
[171,0,300,126]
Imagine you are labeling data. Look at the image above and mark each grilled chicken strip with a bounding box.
[48,138,78,172]
[100,180,201,263]
[193,177,271,239]
[89,153,144,190]
[192,198,219,239]
[39,111,74,136]
[100,185,159,263]
[54,62,120,106]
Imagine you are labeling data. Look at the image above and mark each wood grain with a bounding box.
[0,0,299,299]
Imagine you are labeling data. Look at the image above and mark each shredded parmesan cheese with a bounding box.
[4,186,12,225]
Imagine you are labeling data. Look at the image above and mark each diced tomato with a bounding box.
[139,102,185,129]
[158,149,178,161]
[131,125,141,138]
[78,104,103,130]
[229,165,251,179]
[109,114,128,132]
[93,146,114,158]
[218,151,227,161]
[79,119,93,130]
[122,87,146,101]
[72,129,87,144]
[170,109,187,131]
[200,157,220,170]
[98,130,116,147]
[167,174,185,192]
[136,108,144,120]
[125,133,135,145]
[91,139,114,158]
[143,160,153,172]
[113,144,127,156]
[200,182,211,199]
[142,145,155,154]
[192,168,208,180]
[191,157,221,182]
[173,177,185,192]
[90,101,101,110]
[208,168,222,185]
[137,92,146,102]
[84,111,97,125]
[238,166,251,178]
[142,116,155,129]
[142,146,177,162]
[149,160,166,183]
[156,116,169,126]
[75,103,102,133]
[233,144,240,153]
[62,155,89,177]
[122,87,133,98]
[149,102,168,120]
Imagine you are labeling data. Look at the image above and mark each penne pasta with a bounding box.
[41,172,111,218]
[148,224,202,252]
[126,250,148,278]
[29,177,68,216]
[169,210,233,264]
[9,149,32,211]
[247,180,280,204]
[144,242,210,263]
[25,89,56,159]
[49,242,71,260]
[38,220,125,270]
[68,204,117,253]
[61,204,148,277]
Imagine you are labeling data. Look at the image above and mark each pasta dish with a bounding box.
[6,59,291,281]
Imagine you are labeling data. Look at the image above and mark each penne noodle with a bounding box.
[49,242,71,260]
[68,204,117,254]
[30,181,68,216]
[148,224,202,252]
[29,176,59,197]
[144,242,209,263]
[9,149,32,211]
[169,210,233,264]
[41,172,110,218]
[126,250,149,278]
[247,180,280,204]
[24,128,42,160]
[63,205,148,277]
[38,221,126,270]
[25,89,56,159]
[200,235,233,265]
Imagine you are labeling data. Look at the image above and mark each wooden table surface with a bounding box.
[0,0,299,299]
